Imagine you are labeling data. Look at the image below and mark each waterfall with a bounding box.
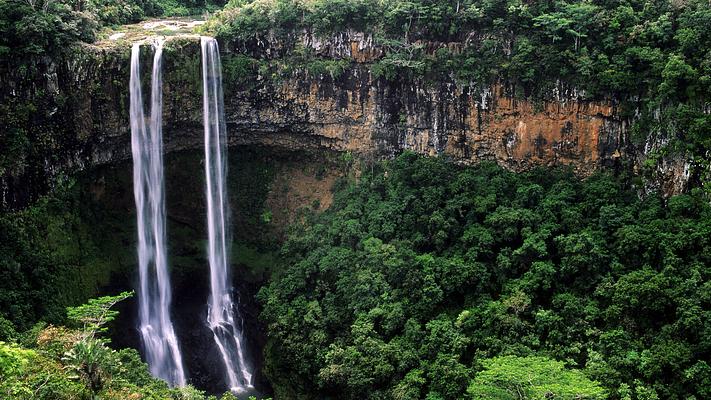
[201,36,254,393]
[130,40,187,387]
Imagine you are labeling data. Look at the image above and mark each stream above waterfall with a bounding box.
[97,17,206,46]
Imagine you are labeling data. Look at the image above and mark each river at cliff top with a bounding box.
[97,17,206,46]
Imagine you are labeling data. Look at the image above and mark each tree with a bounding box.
[62,291,133,398]
[66,291,133,340]
[468,355,606,400]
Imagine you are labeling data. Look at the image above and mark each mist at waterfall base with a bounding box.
[126,38,263,397]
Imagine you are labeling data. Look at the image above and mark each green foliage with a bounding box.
[303,57,350,79]
[208,0,711,98]
[307,0,381,34]
[209,0,304,39]
[371,41,428,80]
[87,0,151,26]
[63,338,117,395]
[468,355,606,399]
[0,0,224,62]
[60,291,131,397]
[0,316,17,342]
[260,152,711,399]
[0,293,236,400]
[66,291,133,338]
[0,178,130,331]
[150,0,226,17]
[0,341,85,399]
[0,0,96,59]
[0,342,35,378]
[221,53,262,90]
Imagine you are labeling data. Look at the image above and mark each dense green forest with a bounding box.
[259,153,710,399]
[3,152,709,399]
[1,0,711,399]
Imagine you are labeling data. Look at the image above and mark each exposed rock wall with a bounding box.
[0,32,688,209]
[218,30,629,177]
[231,72,624,175]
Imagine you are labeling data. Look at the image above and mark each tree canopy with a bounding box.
[258,152,711,399]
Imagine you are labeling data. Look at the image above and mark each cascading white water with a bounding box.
[201,36,254,393]
[130,39,187,387]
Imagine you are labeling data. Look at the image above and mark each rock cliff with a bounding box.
[0,30,690,209]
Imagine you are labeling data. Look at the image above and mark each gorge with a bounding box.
[1,1,710,399]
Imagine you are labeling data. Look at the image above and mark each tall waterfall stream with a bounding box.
[129,36,253,394]
[202,36,255,393]
[129,39,187,387]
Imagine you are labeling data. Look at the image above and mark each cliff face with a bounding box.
[225,30,627,176]
[0,31,688,209]
[232,73,622,174]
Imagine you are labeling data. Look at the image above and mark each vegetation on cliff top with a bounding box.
[259,152,710,399]
[209,0,711,100]
[0,0,224,61]
[206,0,711,187]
